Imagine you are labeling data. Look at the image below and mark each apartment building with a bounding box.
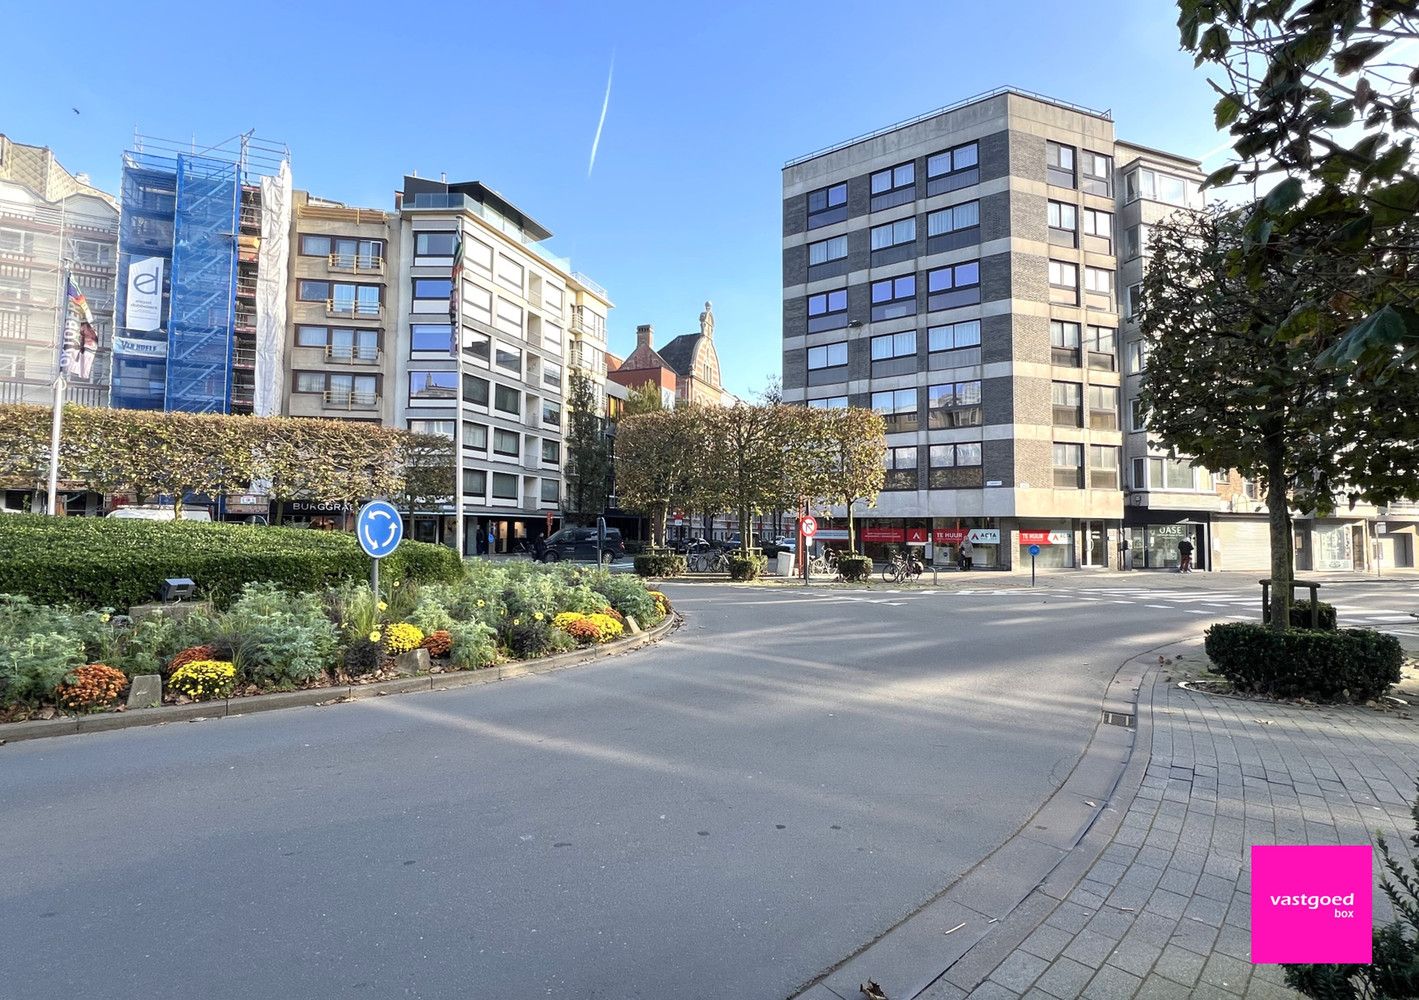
[782,88,1127,569]
[394,176,611,555]
[0,135,118,407]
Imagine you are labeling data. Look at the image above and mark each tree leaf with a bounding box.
[1263,176,1304,214]
[1334,39,1386,75]
[1214,93,1243,129]
[1204,163,1240,189]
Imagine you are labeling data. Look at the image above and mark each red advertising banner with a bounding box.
[1019,529,1072,546]
[934,528,968,545]
[905,527,928,544]
[861,527,906,543]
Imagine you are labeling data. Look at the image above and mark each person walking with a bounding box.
[1177,537,1194,573]
[961,537,974,572]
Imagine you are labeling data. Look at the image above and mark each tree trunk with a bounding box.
[848,500,856,553]
[1265,437,1292,632]
[740,506,749,555]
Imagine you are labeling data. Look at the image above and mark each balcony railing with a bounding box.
[325,345,381,365]
[327,253,385,275]
[326,299,383,319]
[323,389,379,410]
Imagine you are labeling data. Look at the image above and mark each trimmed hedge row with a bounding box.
[837,554,872,581]
[727,553,766,581]
[1290,600,1337,631]
[633,550,687,578]
[1204,622,1402,703]
[0,514,461,610]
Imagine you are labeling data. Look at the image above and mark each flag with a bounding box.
[449,233,462,354]
[67,278,94,326]
[60,277,98,379]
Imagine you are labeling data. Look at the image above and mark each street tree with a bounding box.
[614,408,707,547]
[702,404,793,557]
[814,407,887,551]
[563,369,610,524]
[1141,206,1419,628]
[398,432,455,515]
[622,380,666,417]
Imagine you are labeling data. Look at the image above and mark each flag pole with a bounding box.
[47,264,72,515]
[451,229,465,560]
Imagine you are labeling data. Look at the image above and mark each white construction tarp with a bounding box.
[254,161,292,417]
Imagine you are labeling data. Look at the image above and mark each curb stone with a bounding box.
[0,612,680,746]
[787,637,1187,1000]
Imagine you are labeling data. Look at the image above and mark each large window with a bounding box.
[807,341,848,370]
[408,370,457,402]
[1053,442,1084,488]
[1129,397,1148,432]
[463,420,489,450]
[1087,385,1119,430]
[463,327,491,363]
[491,473,519,500]
[412,277,451,300]
[927,201,980,238]
[494,343,521,374]
[542,440,561,465]
[1051,320,1081,366]
[928,380,982,428]
[494,384,519,414]
[871,388,919,433]
[883,446,918,490]
[807,395,849,409]
[496,298,522,337]
[1085,325,1116,370]
[870,218,916,251]
[1047,201,1078,236]
[1047,142,1076,187]
[1052,381,1082,427]
[1081,152,1113,196]
[1084,266,1114,301]
[540,479,560,504]
[496,255,524,294]
[413,231,457,262]
[927,260,981,310]
[926,141,979,194]
[807,183,848,229]
[1083,208,1112,245]
[464,374,490,407]
[1126,283,1143,320]
[808,235,848,266]
[493,427,520,457]
[543,360,563,390]
[295,372,376,406]
[1126,168,1194,207]
[410,323,452,354]
[871,330,916,361]
[929,442,983,467]
[1090,445,1120,489]
[1049,260,1079,303]
[1135,456,1200,491]
[466,237,493,277]
[408,419,454,438]
[463,469,487,496]
[928,319,981,354]
[870,161,915,210]
[1123,224,1152,260]
[1126,338,1150,374]
[870,274,916,320]
[543,400,561,426]
[297,325,378,361]
[807,288,848,332]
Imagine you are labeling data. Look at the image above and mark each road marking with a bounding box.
[1146,604,1172,609]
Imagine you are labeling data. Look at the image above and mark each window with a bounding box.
[493,428,520,457]
[1088,385,1119,429]
[496,299,522,336]
[1084,266,1114,300]
[1090,445,1120,489]
[1126,283,1143,320]
[543,360,562,390]
[463,421,489,450]
[1139,457,1199,491]
[883,446,918,489]
[543,284,563,311]
[1081,152,1113,196]
[807,395,848,409]
[294,372,326,394]
[466,237,493,276]
[1049,261,1079,303]
[494,384,519,414]
[411,323,452,353]
[496,255,523,293]
[1052,442,1084,488]
[542,440,561,465]
[929,442,983,467]
[928,320,981,352]
[544,322,563,352]
[1048,201,1078,233]
[927,260,981,310]
[807,289,849,333]
[871,388,919,432]
[408,419,454,438]
[491,473,519,500]
[463,469,487,496]
[927,201,979,237]
[928,380,982,428]
[464,374,489,406]
[1052,381,1082,427]
[1129,397,1147,431]
[870,162,915,210]
[409,370,457,401]
[926,142,979,194]
[1086,326,1116,370]
[543,400,561,426]
[1047,142,1076,187]
[413,231,458,261]
[298,280,329,301]
[540,479,560,503]
[463,283,493,328]
[871,330,916,360]
[870,274,916,320]
[1123,223,1151,260]
[297,325,378,361]
[464,327,491,363]
[808,235,848,266]
[807,342,848,370]
[1083,208,1112,243]
[299,234,331,256]
[1126,339,1151,374]
[1126,168,1193,207]
[1051,320,1081,366]
[870,218,916,251]
[494,343,521,374]
[807,183,848,229]
[412,278,451,300]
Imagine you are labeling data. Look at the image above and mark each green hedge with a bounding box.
[633,550,686,578]
[837,554,872,581]
[1290,600,1337,631]
[726,553,766,581]
[0,514,461,610]
[1204,622,1402,703]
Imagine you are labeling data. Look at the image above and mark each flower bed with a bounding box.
[0,562,671,721]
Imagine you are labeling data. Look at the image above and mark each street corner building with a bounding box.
[779,87,1416,573]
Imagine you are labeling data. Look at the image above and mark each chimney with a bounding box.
[636,323,653,349]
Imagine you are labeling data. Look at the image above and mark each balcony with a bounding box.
[323,389,379,410]
[569,305,605,340]
[326,299,383,320]
[327,253,385,276]
[325,345,381,366]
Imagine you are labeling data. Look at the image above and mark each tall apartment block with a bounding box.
[0,135,118,408]
[394,176,611,555]
[111,134,290,415]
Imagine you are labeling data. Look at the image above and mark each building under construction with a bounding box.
[110,133,290,415]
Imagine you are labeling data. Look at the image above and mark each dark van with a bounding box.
[539,526,625,563]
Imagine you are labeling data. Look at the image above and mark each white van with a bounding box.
[105,505,212,522]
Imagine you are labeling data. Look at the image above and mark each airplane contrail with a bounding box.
[588,53,614,178]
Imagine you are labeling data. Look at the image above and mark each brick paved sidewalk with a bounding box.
[925,647,1419,1000]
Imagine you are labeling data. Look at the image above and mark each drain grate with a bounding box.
[1102,710,1135,729]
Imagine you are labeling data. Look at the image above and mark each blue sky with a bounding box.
[3,0,1229,398]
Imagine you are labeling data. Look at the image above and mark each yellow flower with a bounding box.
[369,630,381,642]
[513,618,521,626]
[378,601,388,611]
[534,612,544,621]
[477,599,485,608]
[100,613,111,623]
[392,580,401,589]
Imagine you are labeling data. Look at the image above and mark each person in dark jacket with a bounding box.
[1178,538,1194,573]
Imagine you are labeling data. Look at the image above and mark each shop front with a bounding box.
[931,521,1002,569]
[1016,522,1075,569]
[1123,512,1211,571]
[858,520,933,564]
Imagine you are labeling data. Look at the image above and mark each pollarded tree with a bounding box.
[563,370,610,525]
[1141,205,1419,628]
[815,407,887,552]
[615,407,708,547]
[702,403,791,557]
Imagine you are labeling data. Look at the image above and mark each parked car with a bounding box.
[773,535,798,553]
[539,526,625,563]
[106,505,212,522]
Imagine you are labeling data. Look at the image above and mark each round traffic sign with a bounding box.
[800,515,818,538]
[1029,544,1041,557]
[356,500,404,559]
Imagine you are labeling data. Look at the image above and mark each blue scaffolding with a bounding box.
[111,152,178,410]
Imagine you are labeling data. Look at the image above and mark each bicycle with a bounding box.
[880,552,924,584]
[690,548,729,573]
[807,548,840,579]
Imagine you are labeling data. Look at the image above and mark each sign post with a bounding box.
[800,515,818,585]
[1029,543,1041,587]
[357,499,404,601]
[597,515,607,566]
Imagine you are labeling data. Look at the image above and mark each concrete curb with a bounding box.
[787,636,1193,1000]
[0,612,681,746]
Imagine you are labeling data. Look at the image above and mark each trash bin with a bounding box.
[776,551,794,577]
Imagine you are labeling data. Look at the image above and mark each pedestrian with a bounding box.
[532,534,547,563]
[961,537,974,571]
[1178,537,1194,573]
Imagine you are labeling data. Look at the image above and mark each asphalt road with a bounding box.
[2,580,1411,999]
